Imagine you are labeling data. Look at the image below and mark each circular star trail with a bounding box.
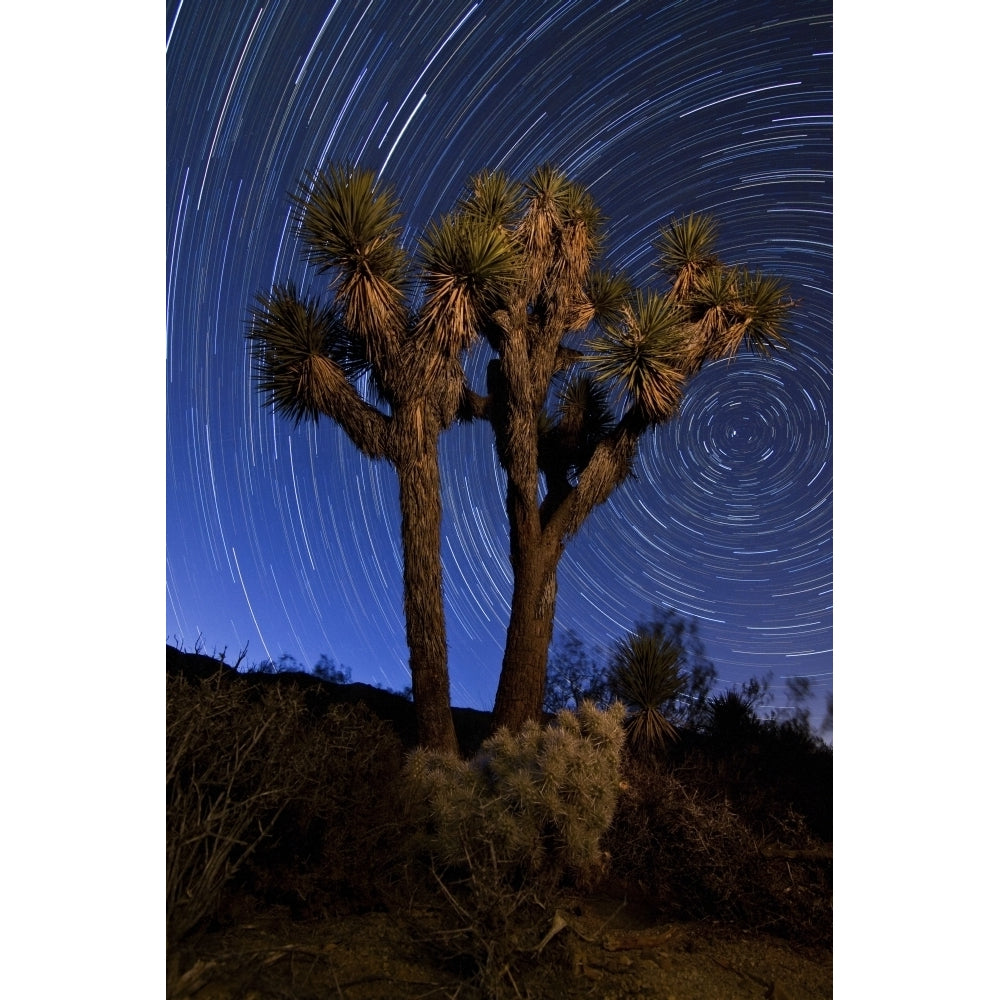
[166,0,832,722]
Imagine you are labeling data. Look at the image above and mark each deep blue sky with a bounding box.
[166,0,832,722]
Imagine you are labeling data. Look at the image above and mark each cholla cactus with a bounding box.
[405,700,626,883]
[404,703,625,997]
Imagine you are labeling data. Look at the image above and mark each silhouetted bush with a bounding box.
[692,714,832,843]
[543,630,608,712]
[705,688,762,749]
[606,754,831,947]
[166,662,404,945]
[237,699,405,917]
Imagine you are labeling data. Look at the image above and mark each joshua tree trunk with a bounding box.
[395,405,459,755]
[491,404,564,733]
[492,548,560,732]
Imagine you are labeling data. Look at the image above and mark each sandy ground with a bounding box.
[169,893,832,1000]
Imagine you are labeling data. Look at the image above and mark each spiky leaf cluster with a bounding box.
[730,269,792,358]
[655,212,721,299]
[585,269,632,328]
[585,289,689,423]
[538,375,616,485]
[416,213,520,356]
[515,163,604,304]
[294,166,407,284]
[456,169,522,230]
[248,163,531,429]
[656,213,793,366]
[247,283,361,424]
[687,266,791,362]
[582,212,794,420]
[293,165,409,340]
[609,632,687,754]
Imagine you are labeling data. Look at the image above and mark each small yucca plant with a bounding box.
[608,632,686,755]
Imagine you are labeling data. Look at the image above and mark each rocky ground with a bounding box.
[168,893,832,1000]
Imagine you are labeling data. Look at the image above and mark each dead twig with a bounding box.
[602,925,677,951]
[534,910,568,953]
[758,845,832,861]
[167,959,217,999]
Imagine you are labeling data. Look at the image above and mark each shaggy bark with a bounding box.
[491,526,562,733]
[393,403,459,756]
[308,358,460,754]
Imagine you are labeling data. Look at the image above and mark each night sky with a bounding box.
[165,0,833,724]
[8,4,998,993]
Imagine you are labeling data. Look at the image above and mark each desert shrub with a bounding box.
[312,653,352,683]
[167,671,301,943]
[403,701,626,998]
[237,700,405,916]
[607,756,832,947]
[705,688,762,749]
[167,669,404,945]
[695,712,832,842]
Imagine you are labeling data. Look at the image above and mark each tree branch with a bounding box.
[542,407,647,544]
[301,354,392,459]
[457,382,491,422]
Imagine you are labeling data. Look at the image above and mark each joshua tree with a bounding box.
[248,160,794,745]
[247,165,517,754]
[454,166,795,732]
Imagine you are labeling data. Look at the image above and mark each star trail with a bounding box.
[166,0,832,723]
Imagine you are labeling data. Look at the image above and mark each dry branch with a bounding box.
[602,926,678,951]
[759,845,832,862]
